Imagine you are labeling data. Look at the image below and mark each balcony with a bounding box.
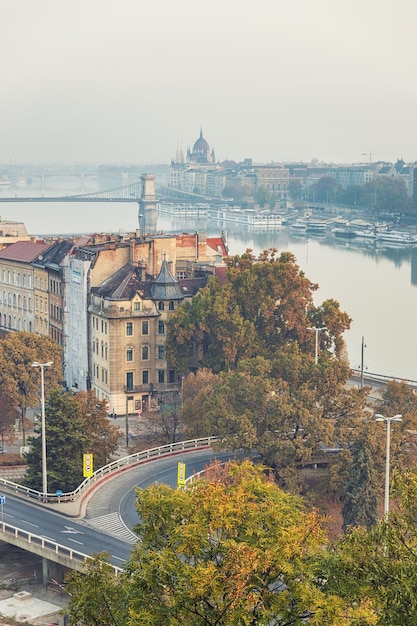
[124,382,180,394]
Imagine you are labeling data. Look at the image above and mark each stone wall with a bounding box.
[0,466,27,483]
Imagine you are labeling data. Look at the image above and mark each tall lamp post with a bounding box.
[31,361,53,496]
[375,413,402,520]
[307,326,326,365]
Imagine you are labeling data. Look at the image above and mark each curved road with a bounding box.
[3,448,232,569]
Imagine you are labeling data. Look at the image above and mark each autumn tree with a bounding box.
[24,389,119,493]
[0,379,19,449]
[180,352,369,493]
[0,331,63,444]
[73,390,120,468]
[65,461,373,625]
[138,390,183,447]
[166,249,351,376]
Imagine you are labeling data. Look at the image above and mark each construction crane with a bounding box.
[361,152,396,163]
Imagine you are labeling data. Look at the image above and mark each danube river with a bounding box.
[1,179,416,383]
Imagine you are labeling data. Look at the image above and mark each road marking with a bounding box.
[61,526,83,534]
[112,555,125,562]
[23,521,39,528]
[67,538,84,545]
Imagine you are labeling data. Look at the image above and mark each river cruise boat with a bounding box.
[376,230,417,245]
[158,202,209,217]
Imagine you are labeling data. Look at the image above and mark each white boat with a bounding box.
[354,227,377,240]
[208,208,283,229]
[289,220,308,235]
[376,230,417,245]
[332,226,356,239]
[305,220,328,236]
[158,202,208,217]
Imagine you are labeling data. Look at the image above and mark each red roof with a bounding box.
[0,241,50,262]
[207,237,228,257]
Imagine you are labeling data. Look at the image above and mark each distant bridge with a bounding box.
[0,181,143,202]
[0,181,223,204]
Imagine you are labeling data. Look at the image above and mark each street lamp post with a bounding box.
[375,413,402,520]
[307,326,326,365]
[31,361,53,496]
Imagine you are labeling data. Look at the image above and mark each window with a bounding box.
[142,345,149,360]
[169,301,175,311]
[168,370,175,383]
[126,348,133,362]
[134,301,140,311]
[158,370,165,383]
[158,345,165,359]
[142,370,149,384]
[126,372,134,391]
[142,320,149,335]
[158,301,165,311]
[126,322,133,336]
[158,320,165,335]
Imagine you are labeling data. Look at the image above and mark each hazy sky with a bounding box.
[3,0,417,166]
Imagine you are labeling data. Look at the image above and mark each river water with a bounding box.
[1,177,416,382]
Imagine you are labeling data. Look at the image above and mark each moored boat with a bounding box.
[376,230,417,245]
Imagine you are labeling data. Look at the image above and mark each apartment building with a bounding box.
[0,241,50,333]
[88,257,207,415]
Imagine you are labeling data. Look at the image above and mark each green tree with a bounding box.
[73,391,120,468]
[363,176,411,214]
[65,461,372,625]
[312,176,339,203]
[341,443,378,532]
[65,555,128,625]
[321,468,417,625]
[0,331,63,444]
[24,389,120,492]
[24,389,87,492]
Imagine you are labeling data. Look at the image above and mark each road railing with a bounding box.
[0,520,122,575]
[0,437,216,504]
[350,369,417,389]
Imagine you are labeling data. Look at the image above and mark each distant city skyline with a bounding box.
[3,1,417,166]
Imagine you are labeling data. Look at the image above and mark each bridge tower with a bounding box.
[138,173,157,234]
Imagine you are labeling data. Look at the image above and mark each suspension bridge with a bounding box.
[0,181,220,204]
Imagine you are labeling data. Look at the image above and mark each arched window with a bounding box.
[23,297,27,310]
[158,301,165,311]
[18,295,21,309]
[158,320,165,335]
[23,274,26,287]
[169,301,175,310]
[13,294,16,307]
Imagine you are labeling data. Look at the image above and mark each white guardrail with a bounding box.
[0,520,123,575]
[0,438,217,574]
[0,437,217,504]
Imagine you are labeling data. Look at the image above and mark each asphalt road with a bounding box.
[2,448,236,569]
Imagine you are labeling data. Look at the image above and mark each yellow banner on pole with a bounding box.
[83,453,94,478]
[177,461,186,486]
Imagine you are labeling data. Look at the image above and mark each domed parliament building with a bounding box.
[169,128,218,194]
[169,128,290,207]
